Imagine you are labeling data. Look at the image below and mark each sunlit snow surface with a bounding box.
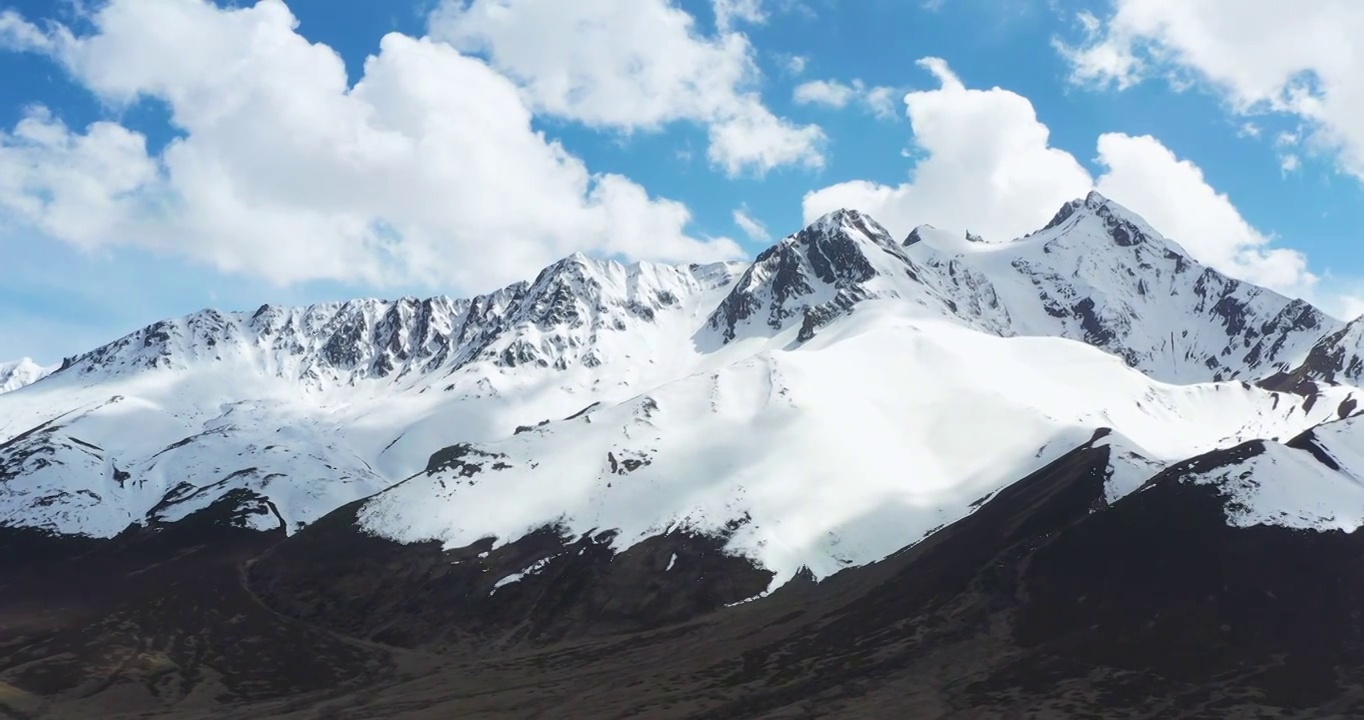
[3,197,1364,590]
[1182,414,1364,533]
[361,306,1352,586]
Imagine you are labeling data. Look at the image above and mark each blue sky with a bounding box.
[1,0,1362,362]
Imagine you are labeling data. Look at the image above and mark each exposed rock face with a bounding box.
[707,208,931,343]
[1273,316,1364,389]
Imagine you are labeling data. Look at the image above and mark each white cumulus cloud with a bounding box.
[732,205,770,242]
[429,0,825,176]
[0,0,743,290]
[1092,132,1312,292]
[793,79,858,108]
[1057,0,1364,181]
[793,78,900,120]
[713,0,767,32]
[805,58,1092,245]
[0,9,61,52]
[779,53,808,76]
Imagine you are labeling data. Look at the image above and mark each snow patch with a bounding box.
[490,555,556,594]
[1097,433,1167,504]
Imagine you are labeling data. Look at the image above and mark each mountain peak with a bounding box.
[806,208,897,248]
[0,357,55,394]
[1040,192,1112,234]
[1034,190,1181,254]
[1084,189,1112,207]
[811,207,869,225]
[50,251,739,387]
[707,209,928,343]
[903,224,936,247]
[1040,190,1126,231]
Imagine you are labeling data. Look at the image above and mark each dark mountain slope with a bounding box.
[11,426,1364,718]
[248,502,772,650]
[0,502,396,720]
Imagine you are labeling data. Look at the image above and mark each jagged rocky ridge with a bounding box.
[22,192,1343,391]
[706,194,1337,384]
[56,255,742,386]
[901,192,1336,383]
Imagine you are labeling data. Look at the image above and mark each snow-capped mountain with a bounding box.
[0,357,55,394]
[901,192,1334,383]
[707,194,1333,384]
[57,255,743,388]
[0,257,745,537]
[2,194,1362,592]
[362,309,1351,586]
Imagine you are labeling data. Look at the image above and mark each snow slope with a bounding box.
[360,303,1350,586]
[1178,412,1364,533]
